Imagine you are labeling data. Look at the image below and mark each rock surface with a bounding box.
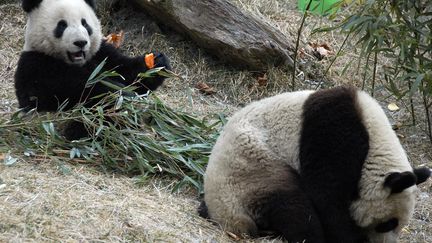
[133,0,295,70]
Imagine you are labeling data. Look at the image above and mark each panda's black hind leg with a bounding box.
[197,200,210,219]
[62,120,89,141]
[253,190,325,243]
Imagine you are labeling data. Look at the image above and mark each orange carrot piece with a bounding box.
[145,53,155,69]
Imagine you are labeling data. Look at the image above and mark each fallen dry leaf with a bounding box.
[392,122,402,130]
[316,46,331,58]
[0,153,4,160]
[105,30,124,48]
[196,82,216,95]
[308,42,334,60]
[298,48,306,59]
[257,74,268,87]
[319,42,331,51]
[387,103,400,111]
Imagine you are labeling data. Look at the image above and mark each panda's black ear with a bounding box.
[22,0,43,13]
[414,167,431,185]
[384,172,416,194]
[84,0,96,9]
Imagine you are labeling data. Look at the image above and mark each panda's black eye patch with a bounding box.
[375,218,399,233]
[54,20,67,38]
[81,18,93,36]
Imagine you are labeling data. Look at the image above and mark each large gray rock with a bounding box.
[133,0,295,70]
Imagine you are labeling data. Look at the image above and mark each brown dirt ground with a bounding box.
[1,0,431,242]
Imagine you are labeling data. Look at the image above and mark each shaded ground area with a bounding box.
[0,1,431,242]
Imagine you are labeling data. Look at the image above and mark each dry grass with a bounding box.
[0,0,431,242]
[0,4,22,113]
[0,162,233,242]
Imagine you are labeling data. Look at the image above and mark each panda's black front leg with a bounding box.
[135,51,171,94]
[302,185,367,243]
[93,42,171,94]
[318,206,367,243]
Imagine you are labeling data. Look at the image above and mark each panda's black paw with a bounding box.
[139,52,171,92]
[152,51,171,71]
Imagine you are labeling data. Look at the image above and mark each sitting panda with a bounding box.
[201,86,431,243]
[15,0,170,139]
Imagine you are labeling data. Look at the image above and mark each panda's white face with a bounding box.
[351,184,417,243]
[24,0,102,66]
[351,90,428,243]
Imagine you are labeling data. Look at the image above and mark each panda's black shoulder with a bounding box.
[15,51,77,78]
[90,41,128,66]
[88,42,113,61]
[22,0,43,13]
[17,51,56,66]
[15,51,95,93]
[15,51,58,81]
[299,86,369,190]
[303,86,359,113]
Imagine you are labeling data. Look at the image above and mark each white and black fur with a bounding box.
[23,0,101,66]
[15,0,170,140]
[200,87,430,243]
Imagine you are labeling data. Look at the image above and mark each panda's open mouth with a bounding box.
[67,51,86,63]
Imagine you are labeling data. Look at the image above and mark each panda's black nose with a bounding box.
[73,40,88,48]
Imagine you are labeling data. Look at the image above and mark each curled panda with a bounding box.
[201,87,431,243]
[15,0,170,139]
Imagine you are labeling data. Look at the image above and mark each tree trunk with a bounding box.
[132,0,295,70]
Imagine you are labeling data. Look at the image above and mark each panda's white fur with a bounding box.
[203,87,429,242]
[204,90,313,232]
[350,91,415,242]
[24,0,102,65]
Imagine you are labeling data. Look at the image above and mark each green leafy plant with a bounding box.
[0,67,224,192]
[315,0,432,141]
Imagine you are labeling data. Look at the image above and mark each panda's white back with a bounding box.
[205,90,312,208]
[204,90,314,235]
[209,90,314,172]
